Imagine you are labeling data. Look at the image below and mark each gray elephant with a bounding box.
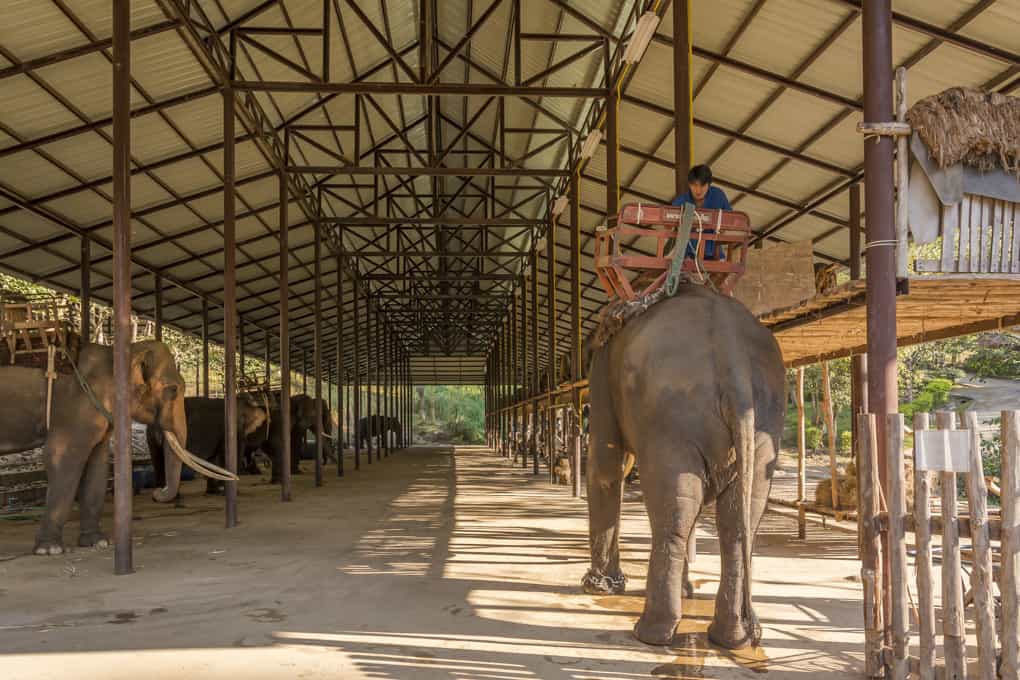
[251,394,330,483]
[0,340,193,555]
[146,394,269,496]
[357,414,401,449]
[583,284,784,650]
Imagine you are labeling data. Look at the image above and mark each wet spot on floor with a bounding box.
[245,608,286,623]
[108,611,137,625]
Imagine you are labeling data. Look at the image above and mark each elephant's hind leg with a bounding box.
[76,436,111,549]
[35,435,91,555]
[634,439,705,646]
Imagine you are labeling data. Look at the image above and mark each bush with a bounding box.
[805,426,822,450]
[925,378,954,408]
[839,429,852,453]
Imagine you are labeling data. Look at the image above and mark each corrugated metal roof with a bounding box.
[0,0,1016,385]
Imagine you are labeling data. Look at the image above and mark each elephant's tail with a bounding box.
[732,407,761,646]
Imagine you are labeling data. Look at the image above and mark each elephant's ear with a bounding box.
[131,347,156,387]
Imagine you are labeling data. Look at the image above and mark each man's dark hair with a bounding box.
[687,164,713,185]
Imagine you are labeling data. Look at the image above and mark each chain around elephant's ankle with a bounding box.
[582,568,627,594]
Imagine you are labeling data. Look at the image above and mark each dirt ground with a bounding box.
[0,445,865,679]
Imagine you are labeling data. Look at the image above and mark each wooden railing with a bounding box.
[914,196,1020,275]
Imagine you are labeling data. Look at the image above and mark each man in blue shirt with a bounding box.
[671,164,731,260]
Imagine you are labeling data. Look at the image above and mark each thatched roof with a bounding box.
[907,88,1020,177]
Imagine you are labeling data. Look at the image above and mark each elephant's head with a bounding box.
[127,341,189,503]
[239,391,270,437]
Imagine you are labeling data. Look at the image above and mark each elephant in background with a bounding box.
[583,284,784,650]
[0,341,192,555]
[245,394,330,483]
[357,414,401,449]
[146,393,269,496]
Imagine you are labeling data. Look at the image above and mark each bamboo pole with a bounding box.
[1002,410,1020,680]
[886,413,909,680]
[964,411,997,680]
[936,410,966,680]
[913,413,936,680]
[858,413,885,678]
[823,362,839,510]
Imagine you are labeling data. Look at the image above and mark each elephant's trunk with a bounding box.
[152,396,187,503]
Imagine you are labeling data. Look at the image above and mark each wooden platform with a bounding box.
[764,276,1020,367]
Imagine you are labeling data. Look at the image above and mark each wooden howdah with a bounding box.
[594,203,752,301]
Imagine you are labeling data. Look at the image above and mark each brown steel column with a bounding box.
[520,276,528,469]
[674,0,692,196]
[570,171,582,498]
[201,298,209,397]
[111,0,133,575]
[336,254,344,476]
[153,273,162,342]
[863,0,897,651]
[279,164,292,501]
[264,328,270,383]
[223,85,239,527]
[313,221,323,486]
[530,248,539,475]
[606,89,620,217]
[302,349,308,395]
[365,299,374,464]
[239,316,246,379]
[375,308,382,460]
[546,218,556,481]
[353,274,361,470]
[80,236,91,343]
[850,183,868,462]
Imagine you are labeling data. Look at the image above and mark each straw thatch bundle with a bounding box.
[815,459,919,512]
[906,87,1020,176]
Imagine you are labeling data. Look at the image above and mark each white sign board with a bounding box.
[915,430,971,473]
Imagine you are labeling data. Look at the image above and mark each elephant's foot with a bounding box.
[78,532,110,550]
[581,568,627,595]
[33,537,64,556]
[633,615,679,646]
[707,615,758,650]
[683,577,695,599]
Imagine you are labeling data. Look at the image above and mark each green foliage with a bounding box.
[805,426,822,450]
[964,346,1020,380]
[413,385,485,444]
[839,429,852,453]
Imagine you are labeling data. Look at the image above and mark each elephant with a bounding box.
[0,340,193,555]
[146,393,269,496]
[582,284,784,650]
[247,394,330,483]
[357,414,401,449]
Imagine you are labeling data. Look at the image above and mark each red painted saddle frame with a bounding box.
[594,203,752,301]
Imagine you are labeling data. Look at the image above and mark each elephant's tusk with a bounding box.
[164,431,240,482]
[320,432,335,441]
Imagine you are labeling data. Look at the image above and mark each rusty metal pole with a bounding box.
[239,317,246,380]
[546,217,556,481]
[353,272,361,470]
[520,276,528,469]
[365,298,374,464]
[111,0,133,575]
[512,279,520,464]
[313,221,323,486]
[153,273,162,342]
[336,254,344,476]
[80,236,91,343]
[264,328,270,384]
[674,0,692,196]
[223,83,239,527]
[375,307,382,460]
[863,0,897,649]
[279,154,292,502]
[530,247,539,475]
[570,170,582,498]
[201,298,209,397]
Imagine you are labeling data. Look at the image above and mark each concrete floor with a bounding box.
[0,446,865,679]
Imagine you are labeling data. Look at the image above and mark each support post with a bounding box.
[353,275,361,470]
[858,413,884,678]
[885,413,908,680]
[530,247,539,475]
[823,362,838,510]
[964,411,997,680]
[912,413,935,680]
[546,217,556,481]
[796,366,807,539]
[849,184,867,468]
[112,0,133,575]
[264,328,270,383]
[279,162,292,502]
[153,273,162,342]
[223,84,238,527]
[80,236,91,343]
[674,0,692,197]
[570,169,581,498]
[313,221,323,487]
[937,411,966,679]
[1002,410,1020,680]
[201,298,209,398]
[336,254,344,476]
[862,0,898,615]
[375,305,381,461]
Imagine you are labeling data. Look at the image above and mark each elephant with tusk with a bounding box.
[0,340,202,555]
[146,393,269,497]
